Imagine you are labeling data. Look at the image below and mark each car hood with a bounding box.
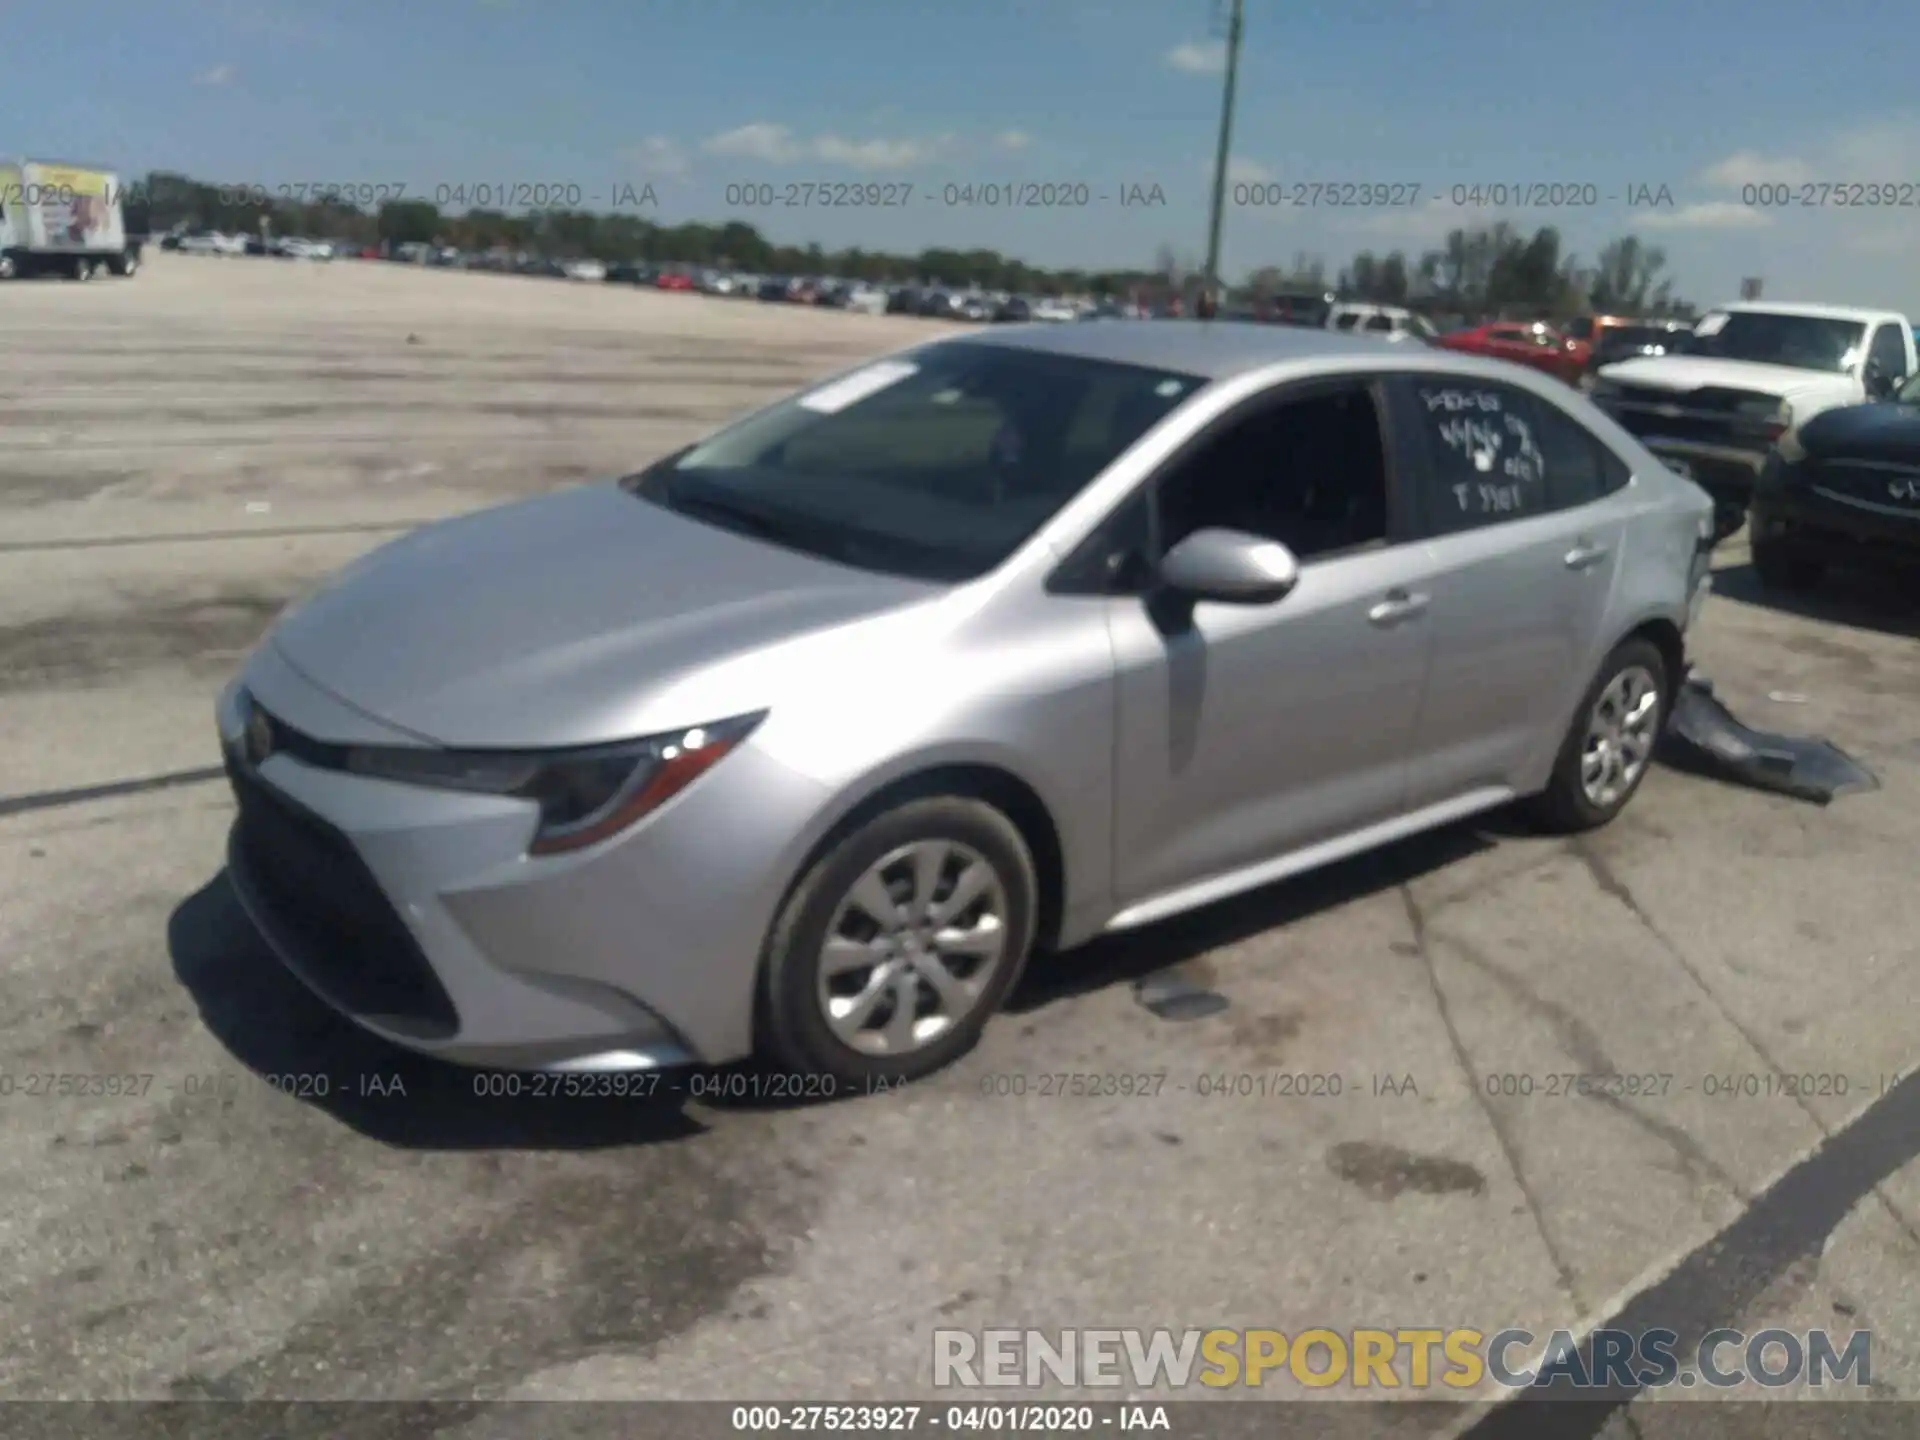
[1596,354,1856,403]
[1796,401,1920,462]
[265,483,936,747]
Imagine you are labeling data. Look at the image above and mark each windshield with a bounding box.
[1564,317,1595,341]
[624,341,1205,581]
[1686,312,1867,373]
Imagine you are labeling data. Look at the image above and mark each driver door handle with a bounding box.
[1565,540,1611,570]
[1368,589,1429,626]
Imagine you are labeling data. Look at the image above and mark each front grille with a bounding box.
[1600,385,1775,451]
[226,749,460,1037]
[1684,455,1765,494]
[1808,461,1920,519]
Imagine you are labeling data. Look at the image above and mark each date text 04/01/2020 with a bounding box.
[718,181,1168,210]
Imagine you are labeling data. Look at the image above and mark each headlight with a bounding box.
[344,711,766,855]
[1774,426,1806,464]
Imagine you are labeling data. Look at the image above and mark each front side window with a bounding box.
[627,341,1203,581]
[1868,323,1909,381]
[1156,384,1390,561]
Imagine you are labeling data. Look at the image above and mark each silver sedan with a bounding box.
[215,322,1715,1085]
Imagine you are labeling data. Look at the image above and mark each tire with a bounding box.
[1525,638,1670,834]
[109,252,137,277]
[70,257,94,282]
[758,797,1039,1087]
[0,254,14,280]
[1709,497,1747,546]
[1752,529,1824,592]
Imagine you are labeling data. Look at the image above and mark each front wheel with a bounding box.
[758,797,1038,1086]
[1525,638,1670,833]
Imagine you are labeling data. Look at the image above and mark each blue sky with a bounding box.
[15,0,1920,311]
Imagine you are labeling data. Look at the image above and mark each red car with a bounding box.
[655,270,695,291]
[1433,321,1584,385]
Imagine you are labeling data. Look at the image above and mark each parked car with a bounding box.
[887,286,924,315]
[1578,321,1689,385]
[1326,304,1438,344]
[1434,321,1585,385]
[175,231,248,255]
[216,322,1713,1088]
[606,261,651,285]
[955,293,993,322]
[758,275,792,301]
[1590,303,1917,541]
[994,296,1034,324]
[840,283,889,315]
[1747,368,1920,591]
[1031,298,1080,323]
[655,268,695,291]
[562,259,607,282]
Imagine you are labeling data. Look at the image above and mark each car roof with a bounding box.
[944,319,1511,383]
[1714,301,1904,325]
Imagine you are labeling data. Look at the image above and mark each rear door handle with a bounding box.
[1565,541,1610,570]
[1368,590,1429,626]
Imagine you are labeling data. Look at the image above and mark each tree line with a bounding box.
[126,170,1696,321]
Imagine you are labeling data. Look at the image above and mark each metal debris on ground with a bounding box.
[1132,966,1230,1021]
[1661,674,1879,803]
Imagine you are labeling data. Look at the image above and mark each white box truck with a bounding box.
[0,159,144,280]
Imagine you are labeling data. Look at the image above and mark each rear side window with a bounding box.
[1396,377,1548,533]
[1525,395,1632,510]
[1364,314,1395,333]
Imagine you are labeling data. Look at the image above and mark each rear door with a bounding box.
[1385,374,1631,808]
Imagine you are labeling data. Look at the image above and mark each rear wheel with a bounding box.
[1752,527,1824,592]
[0,253,14,280]
[758,797,1038,1087]
[69,257,94,281]
[1525,638,1670,833]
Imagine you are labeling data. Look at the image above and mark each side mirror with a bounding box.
[1865,362,1894,399]
[1156,528,1299,605]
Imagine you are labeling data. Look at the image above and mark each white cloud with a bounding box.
[702,122,950,170]
[628,135,688,179]
[1699,151,1814,189]
[1633,201,1772,231]
[1226,156,1272,183]
[995,130,1032,152]
[704,123,802,164]
[194,63,234,85]
[1164,40,1225,74]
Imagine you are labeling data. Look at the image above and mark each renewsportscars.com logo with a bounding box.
[932,1327,1872,1391]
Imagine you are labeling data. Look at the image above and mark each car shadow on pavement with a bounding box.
[167,871,709,1151]
[1714,559,1920,639]
[1011,816,1502,1013]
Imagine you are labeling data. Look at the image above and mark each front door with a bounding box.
[1107,379,1435,911]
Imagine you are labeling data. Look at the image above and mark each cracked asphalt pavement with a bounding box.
[3,256,1919,1431]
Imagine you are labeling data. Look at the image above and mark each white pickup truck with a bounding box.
[1588,302,1917,540]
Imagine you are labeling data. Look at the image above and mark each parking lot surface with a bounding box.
[4,256,1919,1422]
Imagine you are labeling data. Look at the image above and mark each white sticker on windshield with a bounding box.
[1155,379,1186,398]
[1694,312,1730,337]
[797,360,920,414]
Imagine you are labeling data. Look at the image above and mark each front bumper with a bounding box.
[1628,437,1768,500]
[1750,484,1920,564]
[213,654,826,1071]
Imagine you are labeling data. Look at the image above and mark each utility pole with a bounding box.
[1202,0,1244,309]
